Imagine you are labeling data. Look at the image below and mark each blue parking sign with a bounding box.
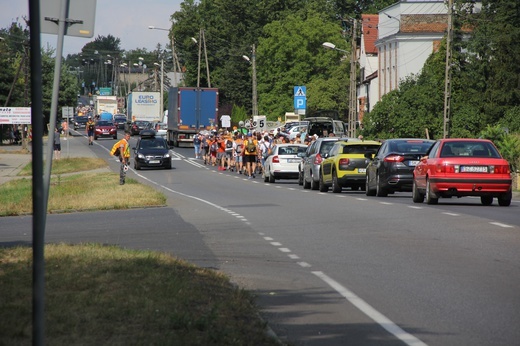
[294,96,306,110]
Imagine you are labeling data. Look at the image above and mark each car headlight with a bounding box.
[137,153,145,159]
[164,153,170,158]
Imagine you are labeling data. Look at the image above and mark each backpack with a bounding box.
[210,142,218,152]
[235,141,243,154]
[262,142,271,159]
[202,138,209,149]
[110,140,121,157]
[225,139,233,152]
[193,135,201,145]
[246,139,256,154]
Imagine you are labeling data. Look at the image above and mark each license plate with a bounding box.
[358,168,366,173]
[287,158,299,163]
[409,160,419,166]
[461,165,488,173]
[149,160,160,164]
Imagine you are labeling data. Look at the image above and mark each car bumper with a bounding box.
[135,157,171,168]
[381,173,414,191]
[337,173,366,185]
[95,132,116,138]
[429,177,512,196]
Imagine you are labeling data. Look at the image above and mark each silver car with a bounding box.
[299,138,339,190]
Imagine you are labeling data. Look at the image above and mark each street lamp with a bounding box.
[154,60,164,119]
[242,44,258,117]
[323,40,357,137]
[149,25,178,87]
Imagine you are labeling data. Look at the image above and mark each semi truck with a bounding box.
[167,87,219,147]
[127,91,162,123]
[94,95,118,116]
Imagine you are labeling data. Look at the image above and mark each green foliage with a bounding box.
[499,107,520,133]
[480,124,520,172]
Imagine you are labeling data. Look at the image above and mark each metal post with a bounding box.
[160,59,164,119]
[252,44,258,117]
[443,0,453,139]
[349,19,358,138]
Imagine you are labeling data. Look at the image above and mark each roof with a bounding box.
[362,14,379,54]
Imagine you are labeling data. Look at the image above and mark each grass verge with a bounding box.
[18,157,108,176]
[0,172,166,216]
[0,243,279,345]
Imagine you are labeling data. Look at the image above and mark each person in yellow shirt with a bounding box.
[243,133,258,179]
[119,131,131,185]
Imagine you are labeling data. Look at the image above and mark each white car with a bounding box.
[263,144,308,183]
[151,122,167,137]
[287,125,306,140]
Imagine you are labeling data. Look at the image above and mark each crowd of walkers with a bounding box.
[192,128,326,179]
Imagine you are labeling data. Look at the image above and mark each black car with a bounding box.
[73,116,89,130]
[128,121,151,136]
[113,114,127,129]
[365,138,434,197]
[133,130,172,170]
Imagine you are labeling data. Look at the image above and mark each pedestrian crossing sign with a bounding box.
[294,86,306,97]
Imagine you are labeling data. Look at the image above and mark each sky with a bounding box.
[0,0,183,56]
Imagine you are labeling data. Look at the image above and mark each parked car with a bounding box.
[299,137,340,190]
[412,138,512,206]
[319,139,381,192]
[73,116,88,130]
[133,130,172,170]
[285,125,306,140]
[128,121,151,136]
[151,122,167,137]
[366,138,434,197]
[94,120,117,140]
[263,144,308,183]
[113,114,127,129]
[303,117,347,138]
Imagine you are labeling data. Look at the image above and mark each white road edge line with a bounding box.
[312,271,428,346]
[489,222,514,228]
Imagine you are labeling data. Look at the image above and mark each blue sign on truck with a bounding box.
[167,87,219,147]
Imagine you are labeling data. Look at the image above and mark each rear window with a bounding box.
[440,141,501,158]
[343,144,380,154]
[391,141,433,154]
[278,146,307,155]
[319,141,337,155]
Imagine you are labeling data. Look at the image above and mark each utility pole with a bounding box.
[252,44,258,117]
[443,0,453,139]
[348,19,358,138]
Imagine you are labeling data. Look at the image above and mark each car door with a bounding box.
[321,143,340,184]
[367,142,386,188]
[414,141,440,189]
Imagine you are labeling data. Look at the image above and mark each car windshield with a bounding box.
[136,121,150,127]
[440,141,501,158]
[319,141,336,155]
[140,139,167,149]
[75,117,88,123]
[114,116,126,121]
[342,144,380,154]
[96,121,113,126]
[277,146,307,155]
[390,141,433,154]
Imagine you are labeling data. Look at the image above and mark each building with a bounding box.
[357,14,379,122]
[375,0,449,101]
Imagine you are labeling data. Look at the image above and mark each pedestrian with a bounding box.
[243,133,258,179]
[118,131,131,185]
[193,132,202,159]
[53,127,61,160]
[86,115,95,145]
[233,133,244,173]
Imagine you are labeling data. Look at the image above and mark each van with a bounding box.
[303,117,347,138]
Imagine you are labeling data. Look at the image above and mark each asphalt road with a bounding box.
[2,131,519,346]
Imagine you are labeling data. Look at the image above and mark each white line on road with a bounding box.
[408,206,423,209]
[356,198,368,201]
[279,248,291,253]
[264,237,274,241]
[312,271,428,346]
[490,222,514,228]
[288,254,300,259]
[442,212,459,216]
[297,262,311,267]
[379,202,393,205]
[270,242,282,246]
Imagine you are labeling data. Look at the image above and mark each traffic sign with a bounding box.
[294,86,306,97]
[294,96,306,110]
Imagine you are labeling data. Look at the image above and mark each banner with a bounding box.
[0,107,32,124]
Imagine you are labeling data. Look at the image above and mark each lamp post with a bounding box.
[242,44,258,117]
[154,59,164,119]
[149,25,178,87]
[322,41,357,137]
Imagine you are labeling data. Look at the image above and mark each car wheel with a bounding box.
[366,174,376,196]
[319,171,328,192]
[425,179,438,205]
[376,174,388,197]
[166,162,172,170]
[298,169,303,186]
[310,174,319,190]
[332,170,341,193]
[263,171,269,182]
[480,196,493,206]
[94,136,98,140]
[412,179,424,203]
[497,192,512,207]
[113,135,117,139]
[269,170,275,183]
[134,161,141,170]
[303,171,311,189]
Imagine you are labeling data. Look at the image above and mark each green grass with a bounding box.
[0,243,279,345]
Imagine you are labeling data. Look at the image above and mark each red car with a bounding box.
[94,120,117,140]
[412,138,512,206]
